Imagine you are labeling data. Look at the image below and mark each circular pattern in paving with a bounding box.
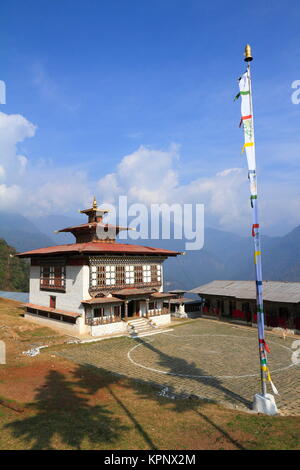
[128,333,295,379]
[58,319,300,415]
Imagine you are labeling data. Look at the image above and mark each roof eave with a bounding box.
[16,247,181,258]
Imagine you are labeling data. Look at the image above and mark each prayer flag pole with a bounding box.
[236,45,278,415]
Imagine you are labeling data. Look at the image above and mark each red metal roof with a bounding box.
[82,296,124,304]
[113,287,157,297]
[57,222,130,233]
[24,303,81,318]
[81,292,175,302]
[169,297,192,303]
[150,292,176,299]
[16,241,180,258]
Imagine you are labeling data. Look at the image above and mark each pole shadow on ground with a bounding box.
[5,332,254,449]
[74,360,246,450]
[131,335,253,408]
[4,369,128,450]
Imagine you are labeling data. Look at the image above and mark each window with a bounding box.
[50,312,60,321]
[279,307,289,317]
[91,265,98,287]
[94,308,104,318]
[125,265,134,284]
[151,264,161,283]
[143,265,151,283]
[134,265,143,284]
[105,265,116,286]
[40,265,65,291]
[62,315,76,324]
[157,264,161,282]
[242,302,250,313]
[91,265,120,287]
[91,265,106,287]
[90,262,162,289]
[37,310,48,318]
[114,305,121,316]
[149,301,157,310]
[116,265,125,285]
[229,301,236,316]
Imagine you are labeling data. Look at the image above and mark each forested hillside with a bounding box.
[0,239,29,292]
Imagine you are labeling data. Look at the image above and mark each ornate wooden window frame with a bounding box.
[40,261,66,292]
[88,255,165,292]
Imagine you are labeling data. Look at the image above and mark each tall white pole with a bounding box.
[245,57,267,396]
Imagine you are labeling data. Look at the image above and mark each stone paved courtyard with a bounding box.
[58,318,300,416]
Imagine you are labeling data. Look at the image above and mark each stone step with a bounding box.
[128,319,148,326]
[129,327,155,336]
[132,325,154,332]
[131,328,174,338]
[128,320,148,325]
[128,316,148,322]
[128,324,149,330]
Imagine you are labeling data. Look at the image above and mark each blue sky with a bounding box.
[1,0,300,235]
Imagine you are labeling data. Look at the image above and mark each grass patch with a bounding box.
[0,362,299,450]
[225,414,300,450]
[0,395,25,413]
[19,327,58,339]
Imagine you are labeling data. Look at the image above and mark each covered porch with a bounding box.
[82,290,175,331]
[114,289,174,320]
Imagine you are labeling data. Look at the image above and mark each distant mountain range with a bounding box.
[1,210,300,291]
[0,211,55,252]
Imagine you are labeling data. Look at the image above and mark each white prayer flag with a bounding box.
[239,72,256,172]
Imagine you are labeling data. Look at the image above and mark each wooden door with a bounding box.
[50,296,56,309]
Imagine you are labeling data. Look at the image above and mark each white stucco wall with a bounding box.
[27,257,168,334]
[139,300,146,316]
[149,313,171,326]
[24,313,80,334]
[91,321,128,337]
[82,265,90,302]
[29,264,90,314]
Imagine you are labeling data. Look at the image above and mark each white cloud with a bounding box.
[18,155,28,171]
[98,144,180,205]
[97,144,249,231]
[0,111,36,205]
[0,112,36,143]
[0,165,5,180]
[1,109,300,235]
[0,111,91,216]
[25,169,92,216]
[97,173,121,204]
[0,184,22,209]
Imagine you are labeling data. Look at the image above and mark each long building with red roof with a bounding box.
[17,198,180,337]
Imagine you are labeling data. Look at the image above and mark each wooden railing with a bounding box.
[146,307,169,317]
[85,315,121,326]
[86,308,170,326]
[40,279,65,292]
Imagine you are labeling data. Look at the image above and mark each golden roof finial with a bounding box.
[92,196,98,209]
[244,44,253,62]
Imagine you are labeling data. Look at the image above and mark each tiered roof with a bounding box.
[16,198,180,258]
[16,241,179,257]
